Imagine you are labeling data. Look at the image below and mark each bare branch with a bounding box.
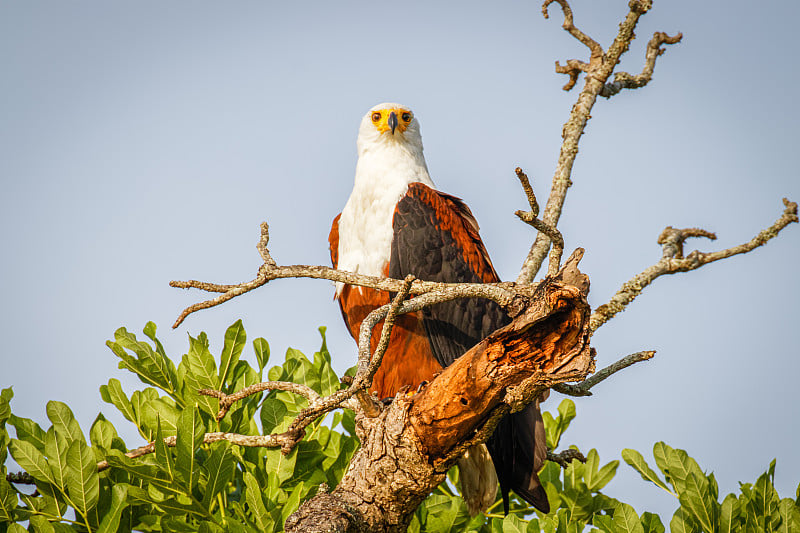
[590,198,798,331]
[547,448,587,468]
[171,222,520,329]
[601,31,683,98]
[200,381,320,421]
[553,350,656,396]
[6,472,35,485]
[542,0,604,60]
[515,170,564,278]
[518,0,681,284]
[358,276,414,388]
[257,221,277,267]
[554,59,590,91]
[515,166,540,218]
[97,430,298,472]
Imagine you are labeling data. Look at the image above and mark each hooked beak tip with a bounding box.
[388,111,398,135]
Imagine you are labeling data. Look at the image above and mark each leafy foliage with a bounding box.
[1,321,797,532]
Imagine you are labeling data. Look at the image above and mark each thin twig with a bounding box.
[590,199,798,331]
[542,0,604,61]
[547,448,587,468]
[257,222,277,267]
[552,350,656,396]
[97,430,299,471]
[171,227,519,329]
[200,381,320,420]
[601,31,683,98]
[515,167,564,277]
[359,276,415,387]
[6,471,36,485]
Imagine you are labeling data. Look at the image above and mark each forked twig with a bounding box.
[590,199,798,331]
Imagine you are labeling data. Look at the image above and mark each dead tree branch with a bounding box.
[199,381,320,420]
[171,222,519,329]
[601,31,683,97]
[515,167,564,277]
[518,0,682,284]
[547,448,587,468]
[553,350,656,396]
[96,430,298,472]
[286,255,595,532]
[590,198,798,332]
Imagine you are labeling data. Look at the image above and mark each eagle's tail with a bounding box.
[457,444,498,516]
[486,397,550,514]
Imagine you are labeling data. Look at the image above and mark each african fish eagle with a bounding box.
[329,103,549,514]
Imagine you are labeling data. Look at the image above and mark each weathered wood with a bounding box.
[285,255,594,532]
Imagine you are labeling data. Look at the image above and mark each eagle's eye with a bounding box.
[371,112,382,122]
[401,112,412,122]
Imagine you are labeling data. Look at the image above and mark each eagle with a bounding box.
[329,103,549,515]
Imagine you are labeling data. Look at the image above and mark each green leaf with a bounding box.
[0,477,18,522]
[244,471,273,531]
[422,494,471,532]
[253,338,270,373]
[584,449,618,492]
[89,414,119,451]
[107,326,177,396]
[663,446,706,497]
[314,328,340,397]
[265,446,297,485]
[676,472,716,532]
[176,405,205,489]
[29,515,56,533]
[593,514,615,533]
[640,512,665,533]
[260,397,289,434]
[669,507,698,533]
[621,449,673,495]
[501,513,528,533]
[6,524,27,533]
[612,502,644,533]
[219,320,246,387]
[0,387,12,422]
[153,419,176,482]
[46,401,83,444]
[201,442,235,509]
[778,498,800,533]
[652,442,672,484]
[557,399,577,428]
[66,439,100,516]
[140,397,181,437]
[44,427,70,490]
[720,493,740,533]
[9,439,54,484]
[281,480,306,523]
[96,484,129,533]
[99,379,136,426]
[561,485,593,523]
[182,333,220,416]
[199,522,226,533]
[105,451,161,484]
[9,415,47,454]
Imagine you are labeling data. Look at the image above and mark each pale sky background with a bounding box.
[1,0,798,522]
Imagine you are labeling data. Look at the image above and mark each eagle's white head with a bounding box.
[336,103,435,292]
[356,102,425,156]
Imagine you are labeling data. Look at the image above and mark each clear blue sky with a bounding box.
[1,0,798,521]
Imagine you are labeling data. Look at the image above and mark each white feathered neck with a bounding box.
[336,103,435,294]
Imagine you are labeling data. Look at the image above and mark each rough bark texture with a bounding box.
[285,256,594,532]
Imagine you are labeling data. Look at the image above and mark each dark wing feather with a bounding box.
[389,183,549,513]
